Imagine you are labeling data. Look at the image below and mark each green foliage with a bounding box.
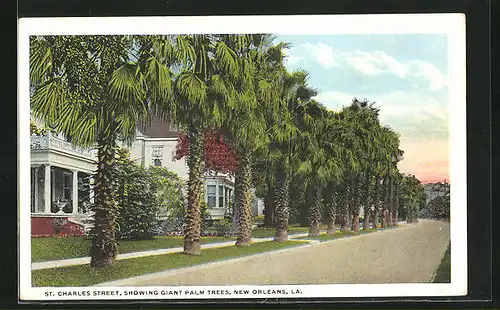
[422,195,450,220]
[30,121,46,136]
[252,215,265,226]
[114,149,184,240]
[214,219,233,237]
[200,198,211,233]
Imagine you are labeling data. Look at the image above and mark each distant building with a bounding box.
[423,182,450,205]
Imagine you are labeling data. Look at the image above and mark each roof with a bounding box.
[137,116,180,138]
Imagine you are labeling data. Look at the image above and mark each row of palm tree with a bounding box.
[29,34,426,268]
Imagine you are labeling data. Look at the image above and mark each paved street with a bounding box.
[100,220,450,286]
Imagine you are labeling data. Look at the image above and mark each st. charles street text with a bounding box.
[45,288,303,298]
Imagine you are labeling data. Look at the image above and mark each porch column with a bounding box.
[89,175,94,204]
[44,164,51,214]
[215,182,219,208]
[72,170,78,215]
[34,167,39,212]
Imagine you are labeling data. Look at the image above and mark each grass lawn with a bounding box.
[32,240,308,287]
[433,242,451,283]
[31,236,233,262]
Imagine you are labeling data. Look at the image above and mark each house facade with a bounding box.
[30,131,95,236]
[30,118,263,237]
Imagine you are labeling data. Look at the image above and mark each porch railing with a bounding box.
[31,132,95,159]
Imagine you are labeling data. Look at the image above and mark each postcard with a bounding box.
[18,14,466,301]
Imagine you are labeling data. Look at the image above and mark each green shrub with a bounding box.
[214,219,232,237]
[114,150,184,240]
[252,215,265,226]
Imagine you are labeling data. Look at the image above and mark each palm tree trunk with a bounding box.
[235,153,253,247]
[381,177,388,228]
[339,186,349,232]
[350,176,360,232]
[373,209,379,229]
[381,210,387,228]
[388,176,394,226]
[372,176,380,228]
[363,207,370,231]
[308,187,322,236]
[184,127,204,255]
[394,185,399,224]
[263,191,274,227]
[90,132,118,268]
[274,172,291,242]
[352,212,360,232]
[325,193,336,235]
[363,172,371,230]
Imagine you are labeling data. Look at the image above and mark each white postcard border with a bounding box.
[18,14,467,301]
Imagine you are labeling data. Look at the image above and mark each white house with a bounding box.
[30,117,263,236]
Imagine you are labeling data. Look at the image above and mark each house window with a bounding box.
[207,185,216,209]
[63,172,72,201]
[219,186,224,208]
[151,146,163,167]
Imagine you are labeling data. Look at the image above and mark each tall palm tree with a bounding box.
[162,34,240,255]
[30,35,174,267]
[269,69,319,242]
[377,126,402,228]
[295,101,331,236]
[218,34,287,246]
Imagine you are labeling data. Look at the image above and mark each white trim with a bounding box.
[135,136,179,142]
[72,170,79,215]
[30,158,95,175]
[31,147,96,165]
[30,213,68,218]
[44,164,51,214]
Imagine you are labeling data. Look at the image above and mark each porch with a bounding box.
[31,132,97,236]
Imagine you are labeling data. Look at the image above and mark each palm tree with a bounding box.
[30,35,174,267]
[217,34,288,246]
[161,34,240,255]
[269,69,319,242]
[294,101,331,236]
[377,126,402,228]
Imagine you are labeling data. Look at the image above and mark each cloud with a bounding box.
[341,50,448,91]
[298,44,448,91]
[301,42,339,67]
[314,90,449,139]
[407,61,448,91]
[282,47,304,67]
[343,50,406,77]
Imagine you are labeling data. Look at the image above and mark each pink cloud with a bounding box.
[398,138,449,183]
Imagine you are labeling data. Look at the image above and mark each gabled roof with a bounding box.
[137,115,180,138]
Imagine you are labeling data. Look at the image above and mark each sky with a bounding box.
[276,34,449,184]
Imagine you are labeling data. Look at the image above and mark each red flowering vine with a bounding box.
[174,131,238,174]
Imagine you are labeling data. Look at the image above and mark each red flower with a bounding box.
[175,131,238,174]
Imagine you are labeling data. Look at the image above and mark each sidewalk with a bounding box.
[31,233,310,270]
